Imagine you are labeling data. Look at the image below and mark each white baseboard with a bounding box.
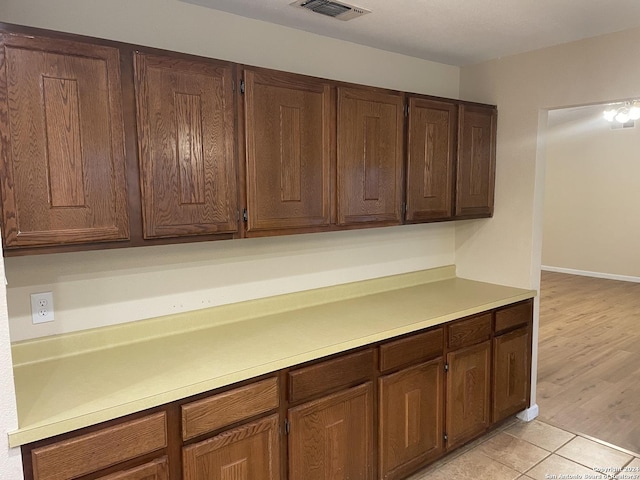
[541,266,640,284]
[516,404,539,422]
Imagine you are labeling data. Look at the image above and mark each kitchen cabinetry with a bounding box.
[405,97,457,222]
[445,313,492,449]
[97,458,169,480]
[455,104,497,218]
[134,52,238,239]
[0,33,129,249]
[337,87,404,227]
[243,68,333,234]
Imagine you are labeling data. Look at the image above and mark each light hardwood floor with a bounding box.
[538,270,640,453]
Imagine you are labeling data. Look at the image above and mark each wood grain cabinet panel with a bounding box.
[447,313,492,350]
[243,68,332,233]
[0,33,129,248]
[493,327,531,423]
[379,359,444,480]
[134,52,238,239]
[455,104,497,218]
[495,300,533,334]
[289,382,373,480]
[31,412,167,480]
[405,97,456,222]
[379,328,443,373]
[96,457,169,480]
[337,87,404,226]
[446,341,491,449]
[183,414,280,480]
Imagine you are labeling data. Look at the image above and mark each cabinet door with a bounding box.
[446,341,491,449]
[182,414,280,480]
[379,359,444,480]
[493,327,531,423]
[97,457,169,480]
[455,104,496,218]
[134,53,237,239]
[337,88,403,226]
[0,34,129,248]
[244,69,332,233]
[406,98,456,222]
[289,382,373,480]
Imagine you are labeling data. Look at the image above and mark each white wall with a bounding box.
[542,108,640,278]
[458,26,640,414]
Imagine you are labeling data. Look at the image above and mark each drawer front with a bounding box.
[495,300,533,334]
[182,377,279,441]
[289,349,374,403]
[379,327,444,372]
[96,457,169,480]
[447,313,492,350]
[32,412,167,480]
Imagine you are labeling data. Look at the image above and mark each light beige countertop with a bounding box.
[9,266,535,447]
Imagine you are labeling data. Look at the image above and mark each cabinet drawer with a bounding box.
[379,328,443,372]
[289,349,374,403]
[495,300,533,334]
[31,412,167,480]
[447,313,492,350]
[97,457,168,480]
[182,377,279,441]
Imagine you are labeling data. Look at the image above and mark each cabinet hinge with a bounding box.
[284,418,290,435]
[443,433,448,443]
[404,104,409,117]
[232,80,236,92]
[240,79,245,95]
[402,202,407,215]
[444,363,449,372]
[242,208,248,223]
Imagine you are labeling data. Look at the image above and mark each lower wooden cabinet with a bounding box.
[445,341,491,449]
[493,327,531,423]
[288,383,374,480]
[182,414,280,480]
[379,359,444,480]
[98,457,169,480]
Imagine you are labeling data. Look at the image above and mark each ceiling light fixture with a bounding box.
[603,101,640,123]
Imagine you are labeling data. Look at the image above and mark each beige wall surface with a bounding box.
[458,26,640,413]
[543,110,640,278]
[0,0,460,343]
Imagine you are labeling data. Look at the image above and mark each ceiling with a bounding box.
[181,0,640,66]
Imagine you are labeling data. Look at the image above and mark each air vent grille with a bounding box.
[290,0,371,21]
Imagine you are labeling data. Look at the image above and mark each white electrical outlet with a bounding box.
[31,292,55,324]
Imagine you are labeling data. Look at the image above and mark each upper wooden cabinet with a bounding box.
[337,87,404,227]
[243,68,333,234]
[405,97,456,222]
[455,104,497,218]
[134,52,238,239]
[0,33,130,249]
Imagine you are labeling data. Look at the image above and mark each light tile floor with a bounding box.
[409,418,640,480]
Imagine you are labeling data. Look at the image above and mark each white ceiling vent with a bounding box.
[290,0,371,21]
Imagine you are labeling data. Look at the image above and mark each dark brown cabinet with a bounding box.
[98,458,169,480]
[288,383,374,480]
[337,87,404,227]
[493,327,531,423]
[182,414,280,480]
[455,104,497,218]
[379,359,444,480]
[405,97,457,222]
[134,52,238,239]
[0,33,130,249]
[243,68,333,234]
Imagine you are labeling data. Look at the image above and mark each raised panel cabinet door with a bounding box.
[379,359,444,480]
[493,327,531,423]
[96,457,169,480]
[455,104,497,218]
[244,68,332,233]
[289,382,373,480]
[182,414,280,480]
[134,52,237,239]
[0,34,129,248]
[337,87,403,226]
[406,97,456,222]
[446,341,491,449]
